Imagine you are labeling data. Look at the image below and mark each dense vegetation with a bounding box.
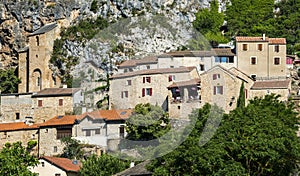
[147,95,300,175]
[0,68,21,94]
[0,142,38,175]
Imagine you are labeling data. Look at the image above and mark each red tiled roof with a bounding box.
[167,79,201,88]
[251,80,290,89]
[32,88,81,97]
[0,122,39,132]
[236,36,286,44]
[82,109,132,121]
[42,156,81,172]
[39,115,80,127]
[111,66,196,79]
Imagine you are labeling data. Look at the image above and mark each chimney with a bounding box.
[130,162,135,168]
[263,34,266,41]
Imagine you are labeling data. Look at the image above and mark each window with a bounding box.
[36,54,38,58]
[121,91,128,98]
[16,113,20,120]
[200,64,205,71]
[36,36,39,46]
[41,162,45,167]
[129,68,133,72]
[95,129,100,135]
[59,99,63,106]
[119,125,125,138]
[250,74,257,80]
[124,68,128,73]
[168,75,175,82]
[56,128,72,139]
[86,130,91,137]
[37,76,40,86]
[258,44,263,51]
[146,65,150,69]
[213,74,220,80]
[54,146,57,153]
[242,44,248,51]
[228,57,234,63]
[170,66,174,68]
[274,57,280,65]
[142,88,152,97]
[127,80,132,85]
[251,57,257,65]
[143,77,151,83]
[55,174,61,176]
[38,100,43,107]
[275,45,279,52]
[213,86,223,95]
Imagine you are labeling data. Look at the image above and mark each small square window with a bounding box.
[214,86,223,95]
[38,100,43,107]
[41,162,45,167]
[127,80,132,86]
[95,129,100,135]
[274,57,280,65]
[86,130,91,137]
[213,74,220,80]
[258,44,263,51]
[146,65,150,69]
[275,45,279,52]
[200,64,205,71]
[251,57,257,65]
[121,91,128,98]
[143,77,151,83]
[242,44,248,51]
[168,75,175,82]
[16,113,20,120]
[59,99,63,106]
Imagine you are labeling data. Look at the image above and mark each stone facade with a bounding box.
[109,67,199,112]
[18,23,61,93]
[236,35,287,79]
[200,65,254,113]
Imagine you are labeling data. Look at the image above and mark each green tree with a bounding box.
[0,142,38,176]
[225,0,275,36]
[90,0,98,13]
[193,0,228,46]
[79,154,129,176]
[0,68,21,93]
[237,81,245,108]
[60,137,84,160]
[148,95,300,175]
[125,103,170,141]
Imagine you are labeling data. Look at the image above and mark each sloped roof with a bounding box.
[236,36,286,44]
[82,109,132,121]
[39,115,80,127]
[114,160,152,176]
[119,56,158,68]
[111,66,196,79]
[0,122,39,132]
[168,78,201,88]
[251,80,290,90]
[29,23,57,36]
[42,156,81,172]
[32,88,81,97]
[158,48,235,58]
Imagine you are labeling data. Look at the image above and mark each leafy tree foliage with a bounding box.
[148,95,300,175]
[0,68,21,93]
[90,0,98,13]
[79,154,129,176]
[125,103,170,141]
[193,0,228,46]
[0,142,38,176]
[225,0,275,36]
[60,137,84,160]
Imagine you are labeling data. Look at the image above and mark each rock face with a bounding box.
[0,0,226,69]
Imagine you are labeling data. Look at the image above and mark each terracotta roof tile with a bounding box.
[39,115,80,127]
[111,66,196,79]
[83,109,132,121]
[236,36,286,44]
[0,122,39,132]
[32,88,81,97]
[168,78,201,88]
[251,80,290,89]
[42,156,81,172]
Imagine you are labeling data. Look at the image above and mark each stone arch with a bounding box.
[32,68,42,91]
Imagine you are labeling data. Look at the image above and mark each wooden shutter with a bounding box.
[220,86,223,94]
[143,77,145,83]
[244,89,248,99]
[213,74,216,80]
[150,88,152,96]
[142,88,145,97]
[149,77,151,83]
[169,75,172,82]
[121,92,123,98]
[213,86,216,95]
[38,100,43,107]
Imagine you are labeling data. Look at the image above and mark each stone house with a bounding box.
[117,56,158,73]
[109,66,199,112]
[30,156,81,176]
[200,65,254,113]
[0,93,34,122]
[72,109,132,151]
[18,22,61,93]
[157,48,237,73]
[31,88,83,123]
[235,35,287,80]
[38,109,132,156]
[0,121,39,155]
[250,80,291,101]
[167,78,201,118]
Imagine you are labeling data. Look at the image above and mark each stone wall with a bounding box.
[39,127,66,157]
